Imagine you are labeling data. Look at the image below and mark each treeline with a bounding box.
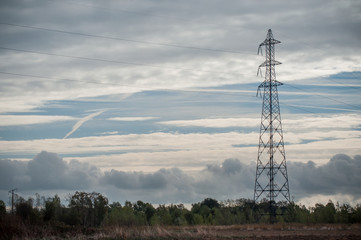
[1,191,361,228]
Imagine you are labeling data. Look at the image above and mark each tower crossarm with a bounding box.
[259,60,282,68]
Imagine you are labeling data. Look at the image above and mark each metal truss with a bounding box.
[254,29,290,223]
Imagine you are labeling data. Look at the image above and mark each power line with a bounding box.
[0,22,257,56]
[47,0,184,19]
[0,70,255,98]
[324,76,361,93]
[282,103,360,113]
[45,0,257,39]
[0,71,143,89]
[1,70,359,117]
[1,69,359,112]
[0,46,250,77]
[281,103,317,114]
[283,83,361,111]
[1,47,359,113]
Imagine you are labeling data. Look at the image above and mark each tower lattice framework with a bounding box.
[254,29,290,222]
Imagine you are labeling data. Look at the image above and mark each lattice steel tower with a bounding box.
[254,29,290,223]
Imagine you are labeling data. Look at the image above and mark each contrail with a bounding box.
[63,110,105,139]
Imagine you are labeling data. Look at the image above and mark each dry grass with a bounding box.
[2,221,361,240]
[58,224,361,240]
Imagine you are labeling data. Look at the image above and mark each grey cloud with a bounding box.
[0,159,28,189]
[102,169,169,190]
[206,158,244,175]
[0,151,99,191]
[289,154,361,198]
[196,159,255,200]
[201,155,361,202]
[27,151,68,189]
[101,158,255,203]
[1,152,361,204]
[101,167,196,204]
[102,154,361,203]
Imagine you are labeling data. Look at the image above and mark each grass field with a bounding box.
[4,223,361,240]
[101,224,361,240]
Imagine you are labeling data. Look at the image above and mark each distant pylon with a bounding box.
[8,188,17,215]
[254,29,290,223]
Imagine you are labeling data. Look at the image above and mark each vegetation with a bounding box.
[1,192,361,239]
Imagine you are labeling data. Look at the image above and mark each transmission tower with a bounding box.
[254,29,290,223]
[8,188,17,215]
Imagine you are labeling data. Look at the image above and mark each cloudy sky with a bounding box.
[0,0,360,206]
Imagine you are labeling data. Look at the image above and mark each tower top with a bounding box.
[267,29,273,39]
[259,29,281,48]
[257,29,282,91]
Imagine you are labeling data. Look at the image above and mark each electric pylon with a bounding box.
[8,188,17,215]
[254,29,290,224]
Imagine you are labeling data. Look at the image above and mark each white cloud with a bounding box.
[158,117,259,128]
[64,110,105,139]
[285,130,361,144]
[297,194,360,207]
[0,132,257,171]
[157,114,361,131]
[283,114,361,130]
[0,0,360,114]
[99,131,119,135]
[108,116,158,121]
[0,126,360,172]
[0,115,75,126]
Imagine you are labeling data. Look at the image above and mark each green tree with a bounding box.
[0,200,6,217]
[15,197,33,221]
[201,198,220,209]
[133,200,156,224]
[68,191,108,227]
[193,213,204,225]
[43,194,62,222]
[107,202,123,225]
[93,192,109,226]
[214,207,234,225]
[336,203,352,223]
[351,204,361,223]
[313,201,336,223]
[169,204,187,225]
[154,205,172,225]
[122,203,139,225]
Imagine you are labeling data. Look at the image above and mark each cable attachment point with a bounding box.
[257,67,262,77]
[257,45,263,56]
[256,86,262,98]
